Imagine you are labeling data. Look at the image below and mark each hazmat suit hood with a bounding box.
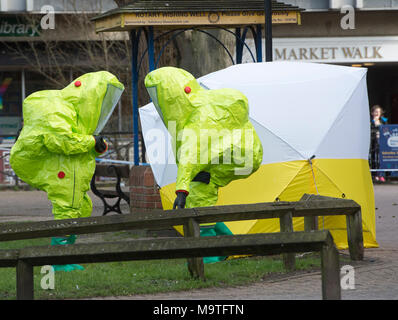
[10,71,124,220]
[61,71,124,135]
[144,66,202,128]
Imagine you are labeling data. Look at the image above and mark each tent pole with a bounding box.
[235,27,242,64]
[256,24,263,62]
[130,29,141,166]
[264,0,273,62]
[140,26,155,164]
[147,26,155,72]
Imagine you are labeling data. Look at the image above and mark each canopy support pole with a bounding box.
[139,26,155,163]
[130,29,141,166]
[235,27,242,64]
[255,24,263,62]
[147,26,155,72]
[264,0,273,61]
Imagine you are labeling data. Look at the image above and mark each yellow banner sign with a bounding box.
[96,10,300,31]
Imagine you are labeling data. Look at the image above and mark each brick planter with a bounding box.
[129,165,163,211]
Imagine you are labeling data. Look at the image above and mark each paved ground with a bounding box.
[0,189,129,222]
[0,184,397,300]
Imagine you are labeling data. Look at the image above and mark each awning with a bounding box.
[92,0,303,32]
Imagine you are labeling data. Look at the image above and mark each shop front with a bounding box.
[0,65,56,138]
[0,15,42,139]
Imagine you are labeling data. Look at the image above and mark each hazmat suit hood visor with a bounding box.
[144,67,202,126]
[146,85,163,122]
[93,84,124,135]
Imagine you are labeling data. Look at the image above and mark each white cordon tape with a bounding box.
[96,158,149,166]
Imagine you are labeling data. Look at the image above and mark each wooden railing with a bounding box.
[0,194,364,300]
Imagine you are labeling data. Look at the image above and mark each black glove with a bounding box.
[173,191,188,209]
[94,136,108,154]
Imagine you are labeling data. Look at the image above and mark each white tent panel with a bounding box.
[140,103,177,187]
[250,118,305,163]
[199,62,366,88]
[315,75,370,160]
[200,62,367,160]
[139,62,369,188]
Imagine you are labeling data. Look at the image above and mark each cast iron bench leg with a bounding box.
[91,165,129,216]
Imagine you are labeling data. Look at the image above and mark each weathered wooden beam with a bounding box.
[297,194,358,219]
[304,216,318,232]
[18,231,329,266]
[299,200,342,299]
[0,199,360,242]
[320,233,341,300]
[293,200,359,216]
[13,230,339,300]
[16,260,34,300]
[183,218,205,280]
[346,209,364,260]
[299,194,313,202]
[301,194,318,232]
[279,211,295,271]
[0,249,19,267]
[300,194,344,202]
[0,204,288,241]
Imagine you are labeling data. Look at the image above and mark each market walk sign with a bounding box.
[275,46,382,61]
[241,36,398,64]
[0,17,40,37]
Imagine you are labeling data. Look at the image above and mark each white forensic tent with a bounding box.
[139,61,377,249]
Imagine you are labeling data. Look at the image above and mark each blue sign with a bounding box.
[379,124,398,169]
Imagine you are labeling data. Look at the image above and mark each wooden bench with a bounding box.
[297,194,364,261]
[0,194,364,261]
[3,230,340,300]
[90,164,130,215]
[0,195,365,300]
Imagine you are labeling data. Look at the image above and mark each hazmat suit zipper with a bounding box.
[72,164,76,208]
[71,116,79,208]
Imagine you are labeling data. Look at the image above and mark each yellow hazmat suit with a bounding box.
[10,71,124,271]
[10,71,124,220]
[145,67,263,262]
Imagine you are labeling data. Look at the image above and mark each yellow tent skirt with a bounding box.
[159,159,378,250]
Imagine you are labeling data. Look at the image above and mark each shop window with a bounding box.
[0,71,21,117]
[25,70,55,97]
[0,71,22,137]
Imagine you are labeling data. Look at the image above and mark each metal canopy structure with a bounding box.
[93,0,302,31]
[92,0,303,165]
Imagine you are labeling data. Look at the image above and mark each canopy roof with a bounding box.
[92,0,303,32]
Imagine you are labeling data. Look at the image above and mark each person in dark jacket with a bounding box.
[370,105,388,182]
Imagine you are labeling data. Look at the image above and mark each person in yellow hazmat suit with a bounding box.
[145,66,263,263]
[10,71,124,271]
